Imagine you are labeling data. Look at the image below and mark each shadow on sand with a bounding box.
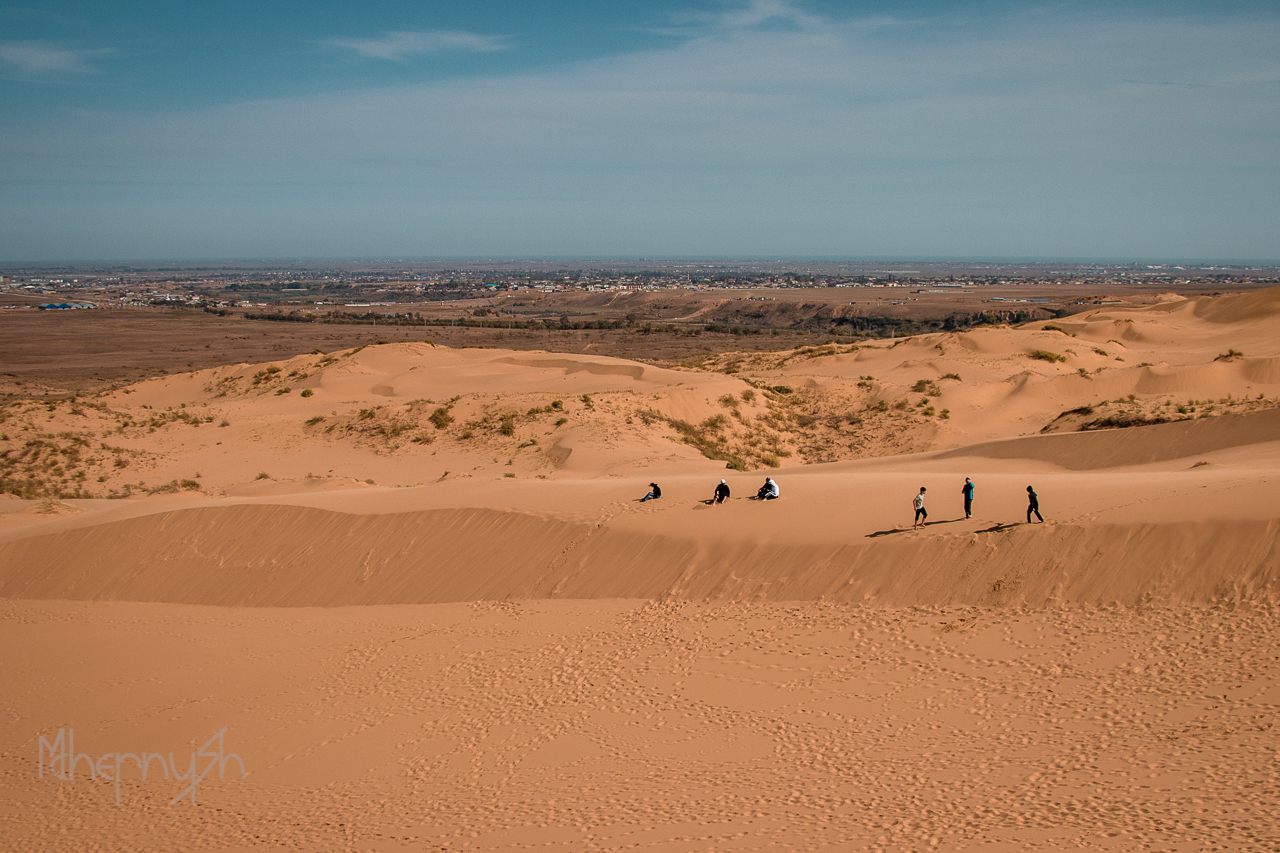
[976,522,1021,533]
[866,518,968,538]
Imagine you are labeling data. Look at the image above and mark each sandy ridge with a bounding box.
[2,501,1275,607]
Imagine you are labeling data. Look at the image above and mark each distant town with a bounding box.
[2,260,1277,313]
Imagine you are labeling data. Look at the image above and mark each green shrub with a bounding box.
[1028,350,1067,363]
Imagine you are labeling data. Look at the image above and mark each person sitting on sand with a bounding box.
[1026,485,1044,523]
[913,487,928,529]
[640,483,661,502]
[962,477,975,519]
[756,477,779,501]
[712,479,730,504]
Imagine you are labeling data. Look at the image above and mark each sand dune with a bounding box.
[935,407,1280,469]
[3,288,1280,852]
[2,400,1277,609]
[6,597,1277,851]
[1,289,1278,610]
[2,500,1276,608]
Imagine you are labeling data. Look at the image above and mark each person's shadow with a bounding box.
[866,518,966,538]
[976,522,1018,533]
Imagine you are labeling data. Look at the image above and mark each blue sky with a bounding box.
[2,1,1277,262]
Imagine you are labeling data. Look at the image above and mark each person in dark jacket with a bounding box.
[640,483,661,502]
[712,479,730,504]
[962,478,975,519]
[1026,485,1044,523]
[756,477,779,500]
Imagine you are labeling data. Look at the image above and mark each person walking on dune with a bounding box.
[640,483,661,502]
[961,477,975,519]
[913,487,928,529]
[1026,485,1044,523]
[712,479,730,504]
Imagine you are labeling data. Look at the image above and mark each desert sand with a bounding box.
[2,289,1278,851]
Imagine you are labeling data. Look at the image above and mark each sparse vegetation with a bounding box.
[911,379,943,397]
[1028,350,1067,363]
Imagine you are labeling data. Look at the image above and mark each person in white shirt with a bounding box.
[913,487,928,528]
[756,477,779,500]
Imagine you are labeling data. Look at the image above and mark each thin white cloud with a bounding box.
[715,0,823,30]
[322,30,507,61]
[3,5,1279,260]
[0,40,111,75]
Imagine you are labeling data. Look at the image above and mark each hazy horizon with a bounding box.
[3,1,1278,263]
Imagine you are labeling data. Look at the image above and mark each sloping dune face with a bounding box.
[2,401,1279,608]
[1,288,1279,609]
[1192,285,1280,324]
[2,501,1277,608]
[748,285,1280,450]
[5,292,1280,853]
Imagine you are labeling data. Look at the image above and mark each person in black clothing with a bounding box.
[756,477,779,500]
[712,479,730,504]
[1026,485,1043,523]
[640,483,661,502]
[962,477,975,519]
